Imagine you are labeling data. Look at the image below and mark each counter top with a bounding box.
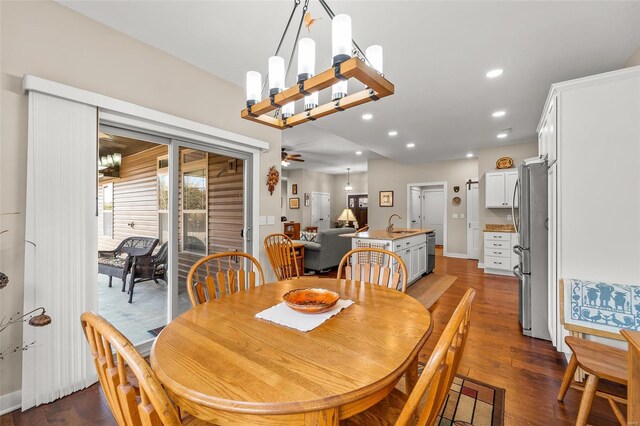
[483,224,516,233]
[340,228,435,240]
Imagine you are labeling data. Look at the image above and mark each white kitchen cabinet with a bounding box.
[539,96,557,164]
[352,232,430,286]
[485,169,518,208]
[483,231,517,276]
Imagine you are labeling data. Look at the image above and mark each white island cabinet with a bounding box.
[342,229,435,286]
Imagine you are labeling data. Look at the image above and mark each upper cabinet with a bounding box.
[538,96,557,163]
[485,169,518,208]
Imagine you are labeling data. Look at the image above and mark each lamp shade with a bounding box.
[337,208,357,222]
[304,92,318,111]
[366,45,383,74]
[297,38,315,83]
[281,101,295,119]
[332,14,352,65]
[332,79,348,101]
[268,56,285,96]
[246,71,262,106]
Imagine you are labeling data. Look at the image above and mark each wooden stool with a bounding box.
[558,336,628,425]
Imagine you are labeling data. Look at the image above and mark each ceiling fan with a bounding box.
[281,148,304,167]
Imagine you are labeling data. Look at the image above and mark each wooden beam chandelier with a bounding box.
[241,0,394,130]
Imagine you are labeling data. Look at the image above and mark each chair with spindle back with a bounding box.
[344,288,476,426]
[186,252,265,307]
[337,247,408,293]
[80,311,210,426]
[263,233,300,280]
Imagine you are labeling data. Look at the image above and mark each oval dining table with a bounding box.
[150,277,433,425]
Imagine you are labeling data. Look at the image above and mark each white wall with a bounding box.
[625,46,640,67]
[0,0,281,399]
[368,158,477,255]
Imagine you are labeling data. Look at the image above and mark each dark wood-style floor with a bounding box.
[1,252,620,425]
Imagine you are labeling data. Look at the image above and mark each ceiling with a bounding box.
[60,1,640,174]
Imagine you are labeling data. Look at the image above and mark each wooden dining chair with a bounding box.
[80,311,209,425]
[621,330,640,425]
[557,336,628,426]
[337,247,408,293]
[263,233,300,280]
[186,252,265,307]
[344,288,476,426]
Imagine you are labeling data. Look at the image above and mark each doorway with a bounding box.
[466,179,480,260]
[407,182,448,253]
[347,193,368,228]
[422,187,445,246]
[311,192,331,230]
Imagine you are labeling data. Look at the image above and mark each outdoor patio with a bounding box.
[97,274,191,345]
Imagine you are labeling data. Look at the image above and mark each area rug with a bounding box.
[437,375,505,426]
[407,272,457,309]
[396,367,505,426]
[147,325,165,337]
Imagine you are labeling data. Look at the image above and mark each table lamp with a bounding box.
[337,208,357,227]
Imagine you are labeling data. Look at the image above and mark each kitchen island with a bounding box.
[341,228,435,286]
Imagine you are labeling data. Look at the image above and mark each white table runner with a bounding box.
[255,299,354,332]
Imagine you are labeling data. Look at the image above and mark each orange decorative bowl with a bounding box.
[283,288,340,314]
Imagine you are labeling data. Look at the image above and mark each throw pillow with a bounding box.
[300,231,317,242]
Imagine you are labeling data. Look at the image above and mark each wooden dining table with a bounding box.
[150,277,433,425]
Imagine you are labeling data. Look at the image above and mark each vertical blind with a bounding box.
[22,92,98,409]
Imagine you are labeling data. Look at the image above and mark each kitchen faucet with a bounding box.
[387,214,401,233]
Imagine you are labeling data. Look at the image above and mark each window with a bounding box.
[157,156,168,244]
[102,183,113,238]
[180,150,208,255]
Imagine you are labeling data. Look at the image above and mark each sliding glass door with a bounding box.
[96,125,253,347]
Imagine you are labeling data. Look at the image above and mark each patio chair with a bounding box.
[98,237,158,291]
[127,242,168,303]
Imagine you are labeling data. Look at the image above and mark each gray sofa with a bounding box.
[299,227,355,272]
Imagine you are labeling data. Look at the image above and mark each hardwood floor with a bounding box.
[1,252,620,425]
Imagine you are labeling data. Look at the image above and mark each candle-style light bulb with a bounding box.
[281,102,294,119]
[332,80,348,101]
[268,56,285,96]
[297,38,315,83]
[304,92,318,111]
[332,14,352,66]
[246,71,261,107]
[365,45,383,74]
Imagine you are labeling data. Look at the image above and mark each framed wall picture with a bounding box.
[379,191,394,207]
[291,184,298,195]
[304,193,310,206]
[289,197,300,209]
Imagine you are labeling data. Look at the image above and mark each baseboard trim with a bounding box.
[477,262,485,269]
[0,390,21,416]
[443,252,468,259]
[484,268,515,277]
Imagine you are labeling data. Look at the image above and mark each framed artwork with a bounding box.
[349,198,355,208]
[379,191,394,207]
[359,197,368,208]
[291,184,298,195]
[304,193,310,207]
[289,197,300,209]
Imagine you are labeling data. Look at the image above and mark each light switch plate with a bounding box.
[259,216,267,225]
[460,213,465,219]
[452,214,458,219]
[267,216,275,225]
[507,214,512,221]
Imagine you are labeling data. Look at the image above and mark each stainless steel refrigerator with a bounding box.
[512,159,550,340]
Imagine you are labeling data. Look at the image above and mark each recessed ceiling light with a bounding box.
[406,143,415,148]
[492,110,506,118]
[388,130,398,136]
[362,113,373,120]
[355,151,362,155]
[497,132,508,139]
[486,69,504,78]
[466,153,474,158]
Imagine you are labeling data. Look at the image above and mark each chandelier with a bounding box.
[242,0,394,130]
